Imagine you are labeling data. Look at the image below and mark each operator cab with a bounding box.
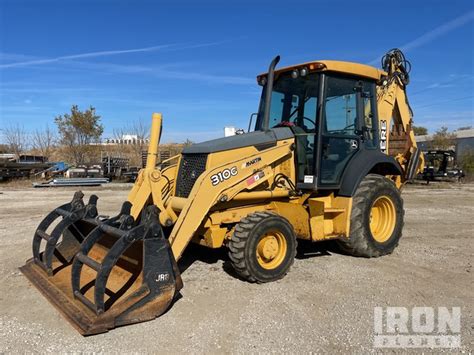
[254,61,381,191]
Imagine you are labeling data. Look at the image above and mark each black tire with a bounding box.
[228,212,297,283]
[337,174,404,257]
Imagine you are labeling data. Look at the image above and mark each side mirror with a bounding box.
[248,113,258,132]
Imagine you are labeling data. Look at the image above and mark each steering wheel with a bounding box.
[292,117,316,129]
[330,123,355,134]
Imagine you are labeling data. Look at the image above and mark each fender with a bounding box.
[338,149,402,197]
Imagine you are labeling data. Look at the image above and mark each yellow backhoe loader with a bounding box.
[20,49,424,335]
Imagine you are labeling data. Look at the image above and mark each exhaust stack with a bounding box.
[262,55,281,131]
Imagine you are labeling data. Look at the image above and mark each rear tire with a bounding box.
[337,174,404,257]
[228,212,297,283]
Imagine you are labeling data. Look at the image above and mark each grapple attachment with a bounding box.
[20,192,182,335]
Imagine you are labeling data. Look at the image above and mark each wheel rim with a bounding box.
[369,196,396,243]
[256,231,287,270]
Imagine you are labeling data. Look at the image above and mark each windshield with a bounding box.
[256,72,320,132]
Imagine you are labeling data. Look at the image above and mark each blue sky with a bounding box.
[0,0,473,143]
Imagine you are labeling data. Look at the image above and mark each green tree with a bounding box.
[55,105,104,165]
[458,149,474,176]
[413,126,428,136]
[429,126,456,150]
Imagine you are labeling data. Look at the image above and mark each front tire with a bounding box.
[337,174,404,257]
[228,212,297,283]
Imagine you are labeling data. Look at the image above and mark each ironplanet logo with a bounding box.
[373,306,461,349]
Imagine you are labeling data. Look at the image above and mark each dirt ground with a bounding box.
[0,183,472,353]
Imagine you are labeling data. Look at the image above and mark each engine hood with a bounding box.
[182,127,294,154]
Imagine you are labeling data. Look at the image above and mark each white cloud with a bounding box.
[399,11,474,52]
[0,44,169,69]
[0,40,229,69]
[425,83,454,89]
[368,11,474,64]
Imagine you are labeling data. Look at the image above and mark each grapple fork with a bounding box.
[32,191,99,275]
[20,192,182,335]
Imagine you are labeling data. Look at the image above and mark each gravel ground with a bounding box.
[0,183,473,353]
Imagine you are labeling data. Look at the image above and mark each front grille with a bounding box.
[175,154,208,198]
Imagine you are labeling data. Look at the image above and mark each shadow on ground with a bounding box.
[177,239,342,281]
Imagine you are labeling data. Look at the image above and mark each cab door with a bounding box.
[317,75,377,187]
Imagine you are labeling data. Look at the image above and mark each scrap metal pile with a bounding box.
[33,177,110,188]
[0,155,53,181]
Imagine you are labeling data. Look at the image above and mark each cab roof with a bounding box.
[258,60,386,82]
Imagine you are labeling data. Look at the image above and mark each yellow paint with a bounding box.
[256,232,287,269]
[269,201,310,239]
[369,196,396,242]
[308,199,325,240]
[126,113,177,223]
[376,66,425,178]
[258,60,385,81]
[168,140,294,260]
[209,204,272,226]
[196,226,227,248]
[307,194,352,241]
[146,113,162,169]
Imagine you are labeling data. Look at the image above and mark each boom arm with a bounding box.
[376,49,424,181]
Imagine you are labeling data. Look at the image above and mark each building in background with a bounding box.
[102,134,150,145]
[415,129,474,158]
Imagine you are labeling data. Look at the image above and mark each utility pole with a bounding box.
[343,95,356,127]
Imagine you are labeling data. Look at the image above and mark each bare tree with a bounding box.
[3,124,28,159]
[113,118,150,164]
[32,125,56,159]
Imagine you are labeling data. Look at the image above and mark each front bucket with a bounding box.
[20,196,182,335]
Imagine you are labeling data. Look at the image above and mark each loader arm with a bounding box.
[127,112,168,219]
[168,140,294,260]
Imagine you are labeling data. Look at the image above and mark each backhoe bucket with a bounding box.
[20,192,182,335]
